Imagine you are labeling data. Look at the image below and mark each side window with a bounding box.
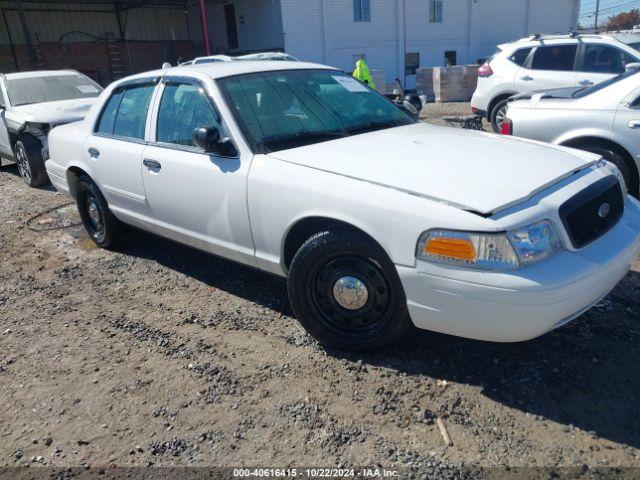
[582,45,635,74]
[112,84,155,139]
[156,82,220,148]
[96,83,154,139]
[509,48,532,67]
[531,45,577,71]
[96,90,123,134]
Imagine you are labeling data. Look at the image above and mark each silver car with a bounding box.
[503,69,640,198]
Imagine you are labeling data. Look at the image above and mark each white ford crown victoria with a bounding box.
[45,61,640,351]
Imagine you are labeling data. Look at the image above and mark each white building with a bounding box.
[196,0,580,87]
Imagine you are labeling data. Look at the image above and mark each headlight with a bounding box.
[417,220,561,271]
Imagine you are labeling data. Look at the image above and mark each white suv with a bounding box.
[471,34,640,132]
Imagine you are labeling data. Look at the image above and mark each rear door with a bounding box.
[84,79,157,228]
[516,43,578,92]
[576,43,638,88]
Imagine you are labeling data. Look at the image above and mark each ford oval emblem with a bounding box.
[598,203,611,219]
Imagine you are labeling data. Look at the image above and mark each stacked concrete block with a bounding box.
[415,67,435,102]
[432,65,479,103]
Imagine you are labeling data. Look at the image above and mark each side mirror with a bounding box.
[626,62,640,73]
[192,126,238,157]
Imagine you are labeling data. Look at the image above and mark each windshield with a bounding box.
[6,73,102,106]
[572,68,640,99]
[217,69,416,153]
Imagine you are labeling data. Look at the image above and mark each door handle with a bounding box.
[579,79,594,86]
[521,75,534,81]
[628,120,640,129]
[143,158,162,170]
[88,147,100,158]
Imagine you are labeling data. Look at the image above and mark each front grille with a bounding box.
[559,176,624,249]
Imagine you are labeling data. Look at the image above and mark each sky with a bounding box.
[579,0,640,27]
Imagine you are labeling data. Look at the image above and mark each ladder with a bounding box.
[107,40,126,80]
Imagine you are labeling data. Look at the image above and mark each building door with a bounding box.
[225,4,239,50]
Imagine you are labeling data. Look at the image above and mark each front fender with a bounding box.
[553,129,613,147]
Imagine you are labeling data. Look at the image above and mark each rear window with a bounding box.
[531,45,577,71]
[509,48,532,66]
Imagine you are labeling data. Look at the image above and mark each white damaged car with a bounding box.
[45,61,640,351]
[0,70,102,186]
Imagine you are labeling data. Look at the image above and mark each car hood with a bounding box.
[267,123,598,215]
[12,98,96,124]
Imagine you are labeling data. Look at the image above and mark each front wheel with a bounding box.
[287,230,411,352]
[76,176,119,248]
[15,140,48,187]
[578,144,638,198]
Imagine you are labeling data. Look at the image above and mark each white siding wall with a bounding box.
[283,0,580,84]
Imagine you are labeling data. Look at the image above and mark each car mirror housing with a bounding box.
[192,126,238,157]
[625,62,640,73]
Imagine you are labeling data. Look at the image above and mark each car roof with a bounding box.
[500,34,629,50]
[3,69,81,80]
[120,61,338,85]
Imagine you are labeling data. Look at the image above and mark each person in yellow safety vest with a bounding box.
[352,59,376,90]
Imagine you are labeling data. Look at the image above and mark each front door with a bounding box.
[141,79,254,264]
[224,4,239,50]
[576,44,637,88]
[516,44,578,92]
[84,81,156,227]
[0,80,12,158]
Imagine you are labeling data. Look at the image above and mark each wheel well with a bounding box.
[561,137,640,196]
[282,217,383,271]
[488,93,515,119]
[66,166,89,200]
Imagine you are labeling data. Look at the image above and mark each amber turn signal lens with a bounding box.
[423,237,476,262]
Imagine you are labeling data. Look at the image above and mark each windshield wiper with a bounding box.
[258,129,348,153]
[345,120,404,135]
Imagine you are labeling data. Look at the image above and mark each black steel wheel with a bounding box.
[288,230,411,351]
[76,175,118,248]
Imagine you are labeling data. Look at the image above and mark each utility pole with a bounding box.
[594,0,601,31]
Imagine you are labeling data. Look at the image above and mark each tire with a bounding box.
[490,98,510,133]
[15,139,48,187]
[75,175,119,248]
[578,143,638,198]
[287,230,412,352]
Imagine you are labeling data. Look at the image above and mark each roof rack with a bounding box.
[521,32,607,42]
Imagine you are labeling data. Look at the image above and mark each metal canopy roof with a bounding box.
[8,0,226,10]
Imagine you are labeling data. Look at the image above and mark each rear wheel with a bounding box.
[490,98,510,133]
[15,140,48,187]
[288,230,411,352]
[577,143,638,198]
[75,176,119,248]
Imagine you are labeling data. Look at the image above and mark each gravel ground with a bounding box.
[0,103,639,478]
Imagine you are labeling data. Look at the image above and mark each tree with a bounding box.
[605,9,640,31]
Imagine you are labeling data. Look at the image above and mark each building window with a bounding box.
[353,0,371,22]
[405,52,420,75]
[445,50,457,66]
[430,0,443,23]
